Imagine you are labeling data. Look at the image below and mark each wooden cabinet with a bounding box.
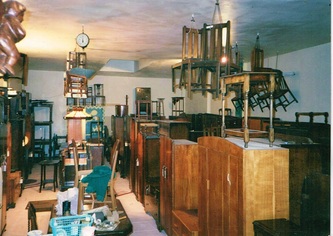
[129,118,156,192]
[135,124,159,204]
[280,143,325,225]
[159,135,172,235]
[160,136,199,236]
[157,120,190,139]
[111,115,131,177]
[197,136,289,236]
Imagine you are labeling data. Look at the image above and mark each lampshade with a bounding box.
[64,107,92,120]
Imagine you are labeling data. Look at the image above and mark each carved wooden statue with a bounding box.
[0,0,26,75]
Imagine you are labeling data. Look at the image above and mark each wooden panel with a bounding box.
[144,135,160,183]
[159,135,173,235]
[197,136,289,236]
[172,210,199,236]
[7,171,21,208]
[67,119,83,142]
[198,145,208,235]
[157,120,190,139]
[172,140,198,210]
[283,144,323,225]
[135,132,144,203]
[160,137,198,236]
[88,144,104,168]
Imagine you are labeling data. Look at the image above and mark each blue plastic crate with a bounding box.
[49,214,93,236]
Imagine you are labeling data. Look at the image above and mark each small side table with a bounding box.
[39,159,61,192]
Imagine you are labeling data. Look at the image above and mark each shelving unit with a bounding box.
[31,100,53,159]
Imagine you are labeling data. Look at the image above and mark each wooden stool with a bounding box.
[39,159,60,192]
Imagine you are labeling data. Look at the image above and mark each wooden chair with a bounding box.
[273,75,298,111]
[251,47,264,72]
[77,139,120,213]
[71,139,93,188]
[64,70,88,98]
[172,21,240,98]
[33,138,45,162]
[91,149,119,211]
[109,139,120,164]
[230,84,260,111]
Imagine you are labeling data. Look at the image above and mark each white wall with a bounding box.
[25,42,331,138]
[206,43,331,123]
[25,72,182,136]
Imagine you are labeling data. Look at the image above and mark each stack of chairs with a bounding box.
[230,46,298,112]
[172,21,241,98]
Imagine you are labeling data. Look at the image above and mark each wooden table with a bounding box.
[94,199,133,235]
[26,199,58,234]
[221,72,276,147]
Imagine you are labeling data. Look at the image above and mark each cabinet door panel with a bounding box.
[207,148,223,236]
[228,153,242,235]
[198,146,208,235]
[159,135,173,235]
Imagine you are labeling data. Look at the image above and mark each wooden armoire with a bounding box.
[160,136,199,236]
[197,136,289,235]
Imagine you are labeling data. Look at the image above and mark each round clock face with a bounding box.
[76,33,90,49]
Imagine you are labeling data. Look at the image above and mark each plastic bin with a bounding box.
[49,214,93,236]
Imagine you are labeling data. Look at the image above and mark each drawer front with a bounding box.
[172,214,182,236]
[172,215,198,236]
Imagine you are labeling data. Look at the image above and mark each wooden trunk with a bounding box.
[198,136,289,236]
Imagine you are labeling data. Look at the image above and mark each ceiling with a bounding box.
[14,0,331,76]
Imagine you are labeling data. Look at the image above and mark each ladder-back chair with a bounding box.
[90,149,119,211]
[273,75,298,111]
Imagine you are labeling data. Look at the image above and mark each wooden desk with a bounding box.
[221,72,276,147]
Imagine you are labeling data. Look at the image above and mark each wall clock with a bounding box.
[76,32,90,49]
